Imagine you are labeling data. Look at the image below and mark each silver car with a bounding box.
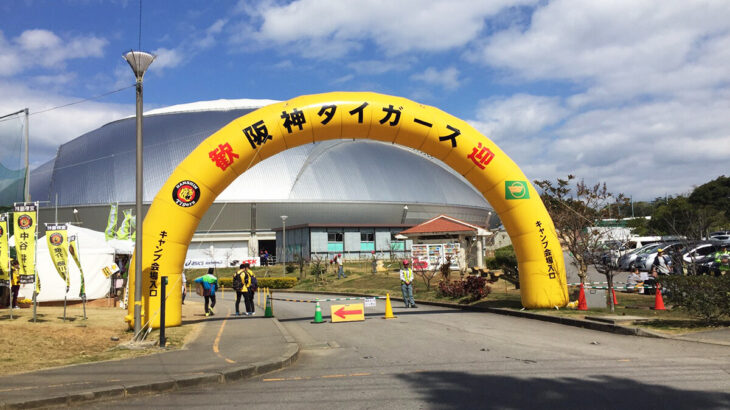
[618,244,662,271]
[635,242,686,272]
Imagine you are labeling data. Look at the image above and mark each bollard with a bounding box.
[383,293,396,319]
[160,276,167,347]
[312,300,324,323]
[264,294,274,317]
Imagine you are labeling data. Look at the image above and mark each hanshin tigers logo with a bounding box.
[49,233,64,246]
[17,215,33,229]
[172,180,201,207]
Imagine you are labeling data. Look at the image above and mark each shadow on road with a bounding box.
[396,371,730,409]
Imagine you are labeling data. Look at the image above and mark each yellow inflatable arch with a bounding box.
[127,92,568,328]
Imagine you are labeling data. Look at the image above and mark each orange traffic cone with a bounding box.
[612,288,619,305]
[578,283,588,311]
[653,285,666,311]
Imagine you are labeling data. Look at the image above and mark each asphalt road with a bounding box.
[85,292,730,409]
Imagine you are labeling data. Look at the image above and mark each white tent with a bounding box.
[13,226,131,302]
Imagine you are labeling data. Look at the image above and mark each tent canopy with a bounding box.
[13,226,132,302]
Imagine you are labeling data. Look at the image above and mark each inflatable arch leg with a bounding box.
[125,92,568,328]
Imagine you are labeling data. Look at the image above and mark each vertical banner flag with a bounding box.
[68,235,86,298]
[45,223,70,288]
[13,202,38,288]
[105,203,118,240]
[0,214,9,286]
[116,209,132,240]
[130,214,136,241]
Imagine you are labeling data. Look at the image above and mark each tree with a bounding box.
[413,260,438,291]
[688,175,730,221]
[648,195,724,239]
[534,175,628,312]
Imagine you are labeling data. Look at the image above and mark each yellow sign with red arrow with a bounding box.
[330,303,365,323]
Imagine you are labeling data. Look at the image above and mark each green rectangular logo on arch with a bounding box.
[505,181,530,200]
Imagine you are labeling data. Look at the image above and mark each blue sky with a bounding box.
[2,0,730,200]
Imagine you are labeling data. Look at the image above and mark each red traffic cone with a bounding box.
[578,283,588,311]
[612,288,619,305]
[653,285,666,311]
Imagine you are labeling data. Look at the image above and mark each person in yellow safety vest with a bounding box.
[713,245,729,276]
[10,260,20,309]
[232,264,247,316]
[399,259,417,308]
[243,263,256,316]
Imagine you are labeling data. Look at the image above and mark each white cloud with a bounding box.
[237,0,537,58]
[150,47,184,71]
[149,19,229,72]
[459,1,730,199]
[0,29,107,76]
[410,66,461,90]
[0,81,132,167]
[479,1,730,102]
[470,94,568,140]
[469,91,730,199]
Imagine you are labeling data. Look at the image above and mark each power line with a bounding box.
[139,0,143,50]
[0,84,135,124]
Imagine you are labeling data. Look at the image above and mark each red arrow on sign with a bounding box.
[333,306,363,319]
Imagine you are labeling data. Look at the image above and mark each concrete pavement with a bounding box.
[0,301,299,409]
[1,287,726,409]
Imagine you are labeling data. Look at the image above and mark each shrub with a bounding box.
[659,275,730,323]
[285,265,296,274]
[438,279,466,298]
[486,245,517,270]
[437,276,491,303]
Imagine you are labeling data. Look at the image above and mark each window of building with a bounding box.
[390,232,405,251]
[327,230,343,252]
[360,231,374,251]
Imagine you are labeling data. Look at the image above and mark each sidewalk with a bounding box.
[0,303,299,409]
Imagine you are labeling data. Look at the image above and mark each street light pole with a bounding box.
[281,215,288,272]
[123,50,155,337]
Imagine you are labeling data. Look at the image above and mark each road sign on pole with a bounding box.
[330,303,365,323]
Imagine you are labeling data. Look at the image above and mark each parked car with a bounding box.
[618,243,662,271]
[709,230,730,237]
[635,242,687,272]
[682,242,721,275]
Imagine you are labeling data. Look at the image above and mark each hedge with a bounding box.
[217,276,298,289]
[659,275,730,323]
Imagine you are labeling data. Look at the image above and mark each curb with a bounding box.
[283,289,728,344]
[0,319,300,410]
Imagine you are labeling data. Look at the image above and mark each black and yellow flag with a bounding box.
[46,223,70,288]
[13,202,38,291]
[0,214,9,286]
[68,234,86,298]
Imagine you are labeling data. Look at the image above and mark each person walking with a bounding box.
[232,264,246,316]
[10,260,20,309]
[400,259,416,308]
[244,263,257,316]
[194,268,218,317]
[335,253,345,279]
